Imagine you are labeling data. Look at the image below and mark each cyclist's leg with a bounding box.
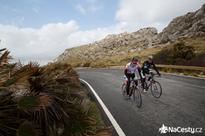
[141,70,146,89]
[131,74,138,86]
[129,74,136,96]
[126,74,131,95]
[147,70,152,81]
[131,73,135,80]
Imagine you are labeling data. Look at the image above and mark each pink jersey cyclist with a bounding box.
[124,57,142,96]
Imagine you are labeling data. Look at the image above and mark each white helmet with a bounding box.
[148,55,153,60]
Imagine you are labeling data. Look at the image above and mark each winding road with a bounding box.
[77,68,205,136]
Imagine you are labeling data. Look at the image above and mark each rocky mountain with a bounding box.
[56,27,162,64]
[55,4,205,67]
[56,27,160,64]
[159,4,205,42]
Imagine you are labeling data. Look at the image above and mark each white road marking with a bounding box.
[80,78,126,136]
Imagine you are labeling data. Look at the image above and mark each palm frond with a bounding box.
[17,95,68,136]
[0,50,10,66]
[0,48,6,52]
[17,121,36,136]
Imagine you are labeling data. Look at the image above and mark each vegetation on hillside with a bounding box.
[61,46,162,68]
[0,48,111,136]
[154,37,205,66]
[58,36,205,68]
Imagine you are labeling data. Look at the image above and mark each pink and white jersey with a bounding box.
[125,62,141,74]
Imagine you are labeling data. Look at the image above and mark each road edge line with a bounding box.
[80,78,126,136]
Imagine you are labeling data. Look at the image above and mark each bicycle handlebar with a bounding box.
[150,72,161,77]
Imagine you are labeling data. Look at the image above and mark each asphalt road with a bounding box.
[77,68,205,136]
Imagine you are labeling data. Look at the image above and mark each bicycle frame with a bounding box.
[128,79,138,95]
[145,72,157,90]
[121,78,142,108]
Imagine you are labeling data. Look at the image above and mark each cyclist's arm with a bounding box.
[152,62,160,76]
[137,67,143,79]
[124,64,129,77]
[136,63,143,79]
[124,68,128,76]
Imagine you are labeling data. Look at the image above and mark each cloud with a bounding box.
[32,7,40,14]
[66,24,126,46]
[1,0,204,65]
[116,0,205,31]
[0,20,78,64]
[75,5,87,15]
[0,20,125,64]
[75,0,102,15]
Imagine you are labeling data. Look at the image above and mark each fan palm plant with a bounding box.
[0,48,111,136]
[0,49,68,136]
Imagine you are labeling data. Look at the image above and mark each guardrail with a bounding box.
[156,65,205,76]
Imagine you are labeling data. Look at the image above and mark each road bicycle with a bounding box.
[142,72,162,98]
[121,77,142,108]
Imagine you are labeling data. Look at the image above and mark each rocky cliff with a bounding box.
[159,4,205,42]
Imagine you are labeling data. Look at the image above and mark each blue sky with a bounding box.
[0,0,204,64]
[0,0,118,29]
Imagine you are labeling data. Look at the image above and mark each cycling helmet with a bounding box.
[132,56,138,61]
[148,55,153,60]
[131,57,138,64]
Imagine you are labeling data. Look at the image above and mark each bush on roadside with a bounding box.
[154,41,197,66]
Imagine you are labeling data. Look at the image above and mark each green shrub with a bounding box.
[83,62,91,67]
[173,41,195,60]
[154,41,196,65]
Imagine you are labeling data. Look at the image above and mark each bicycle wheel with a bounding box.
[121,83,127,99]
[132,87,142,108]
[144,81,149,91]
[138,80,144,92]
[151,81,162,98]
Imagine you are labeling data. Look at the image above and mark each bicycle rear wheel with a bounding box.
[132,87,142,108]
[151,81,162,98]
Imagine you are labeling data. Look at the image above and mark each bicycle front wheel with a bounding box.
[133,87,142,108]
[151,81,162,98]
[121,83,127,99]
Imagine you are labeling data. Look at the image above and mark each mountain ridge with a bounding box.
[55,4,205,67]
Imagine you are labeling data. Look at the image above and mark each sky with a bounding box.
[0,0,204,64]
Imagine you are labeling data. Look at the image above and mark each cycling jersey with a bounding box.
[125,62,141,74]
[142,60,160,75]
[124,62,142,95]
[141,60,161,90]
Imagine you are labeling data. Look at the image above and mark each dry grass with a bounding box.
[182,36,205,53]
